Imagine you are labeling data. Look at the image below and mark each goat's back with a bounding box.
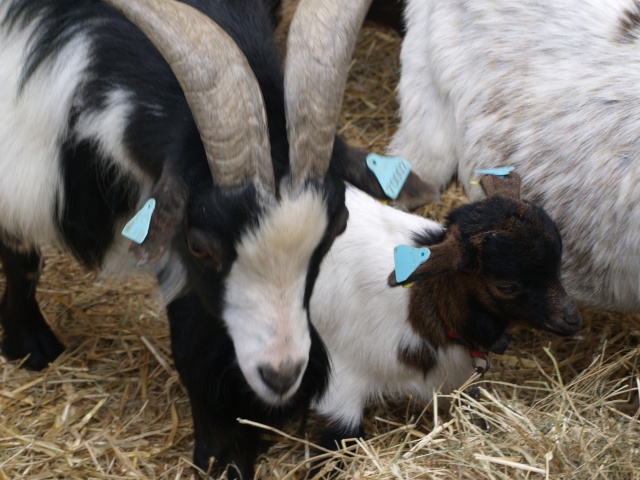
[390,0,640,311]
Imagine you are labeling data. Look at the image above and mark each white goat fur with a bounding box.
[389,0,640,312]
[0,11,87,246]
[310,187,473,428]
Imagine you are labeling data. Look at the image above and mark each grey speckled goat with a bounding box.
[389,0,640,312]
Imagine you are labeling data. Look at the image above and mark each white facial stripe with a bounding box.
[224,188,328,404]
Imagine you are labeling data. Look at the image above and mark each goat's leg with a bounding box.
[318,421,365,452]
[190,408,262,480]
[0,242,64,370]
[311,375,367,477]
[309,420,365,479]
[167,294,263,480]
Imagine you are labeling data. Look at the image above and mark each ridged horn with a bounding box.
[285,0,373,189]
[103,0,275,195]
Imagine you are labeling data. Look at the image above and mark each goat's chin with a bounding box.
[539,321,580,337]
[516,317,581,337]
[251,384,298,407]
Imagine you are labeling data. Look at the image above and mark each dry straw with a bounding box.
[1,27,639,480]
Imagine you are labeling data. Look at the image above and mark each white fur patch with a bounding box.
[74,89,150,185]
[0,10,156,277]
[0,15,90,247]
[390,0,640,311]
[387,0,458,189]
[223,188,328,405]
[309,188,475,428]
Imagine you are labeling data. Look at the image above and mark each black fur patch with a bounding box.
[303,178,348,310]
[58,139,139,268]
[317,419,365,451]
[618,0,640,43]
[412,226,446,247]
[397,340,438,376]
[0,244,65,370]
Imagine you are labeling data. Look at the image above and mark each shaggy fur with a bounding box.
[389,0,640,312]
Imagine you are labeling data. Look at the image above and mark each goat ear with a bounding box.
[388,228,464,287]
[332,137,440,209]
[394,170,441,210]
[480,171,522,200]
[129,170,188,266]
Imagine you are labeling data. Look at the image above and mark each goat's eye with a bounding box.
[187,235,210,259]
[495,281,522,296]
[188,243,209,259]
[186,229,225,273]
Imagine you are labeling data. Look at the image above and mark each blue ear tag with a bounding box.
[473,166,515,177]
[394,245,431,283]
[122,198,156,244]
[366,153,412,200]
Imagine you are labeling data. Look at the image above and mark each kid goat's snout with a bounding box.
[546,291,583,336]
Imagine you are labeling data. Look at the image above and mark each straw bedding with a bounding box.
[1,26,639,480]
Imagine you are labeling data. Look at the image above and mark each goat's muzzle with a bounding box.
[543,294,583,336]
[258,359,305,396]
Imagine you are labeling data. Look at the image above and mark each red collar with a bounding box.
[447,330,490,374]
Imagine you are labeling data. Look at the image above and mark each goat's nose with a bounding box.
[564,311,582,326]
[258,360,304,395]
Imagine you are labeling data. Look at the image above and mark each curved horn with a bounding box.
[103,0,275,195]
[285,0,373,188]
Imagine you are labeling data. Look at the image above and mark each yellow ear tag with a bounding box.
[402,282,415,289]
[470,180,481,186]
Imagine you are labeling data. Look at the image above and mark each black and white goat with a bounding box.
[389,0,640,312]
[0,0,439,477]
[309,172,582,447]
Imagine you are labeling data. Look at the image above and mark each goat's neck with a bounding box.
[408,272,471,349]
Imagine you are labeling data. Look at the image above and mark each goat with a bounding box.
[0,0,438,477]
[309,172,582,448]
[388,0,640,312]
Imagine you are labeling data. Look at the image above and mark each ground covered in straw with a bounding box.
[1,27,639,480]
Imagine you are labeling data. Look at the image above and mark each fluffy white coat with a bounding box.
[310,187,473,428]
[389,0,640,312]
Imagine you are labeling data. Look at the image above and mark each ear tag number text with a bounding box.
[366,153,412,200]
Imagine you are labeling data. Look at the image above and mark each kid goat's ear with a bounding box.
[388,226,464,287]
[480,171,522,200]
